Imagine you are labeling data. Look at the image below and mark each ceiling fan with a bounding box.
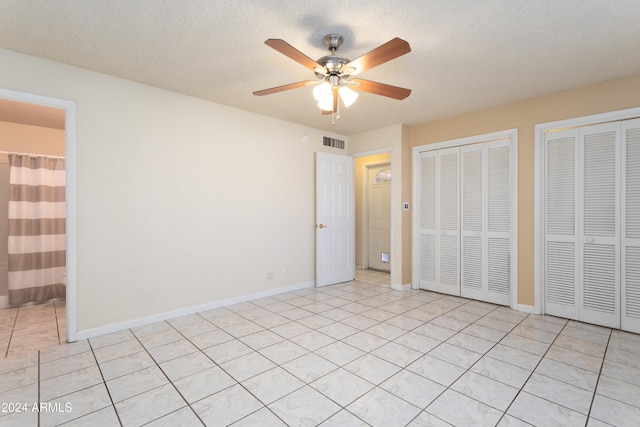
[253,34,411,122]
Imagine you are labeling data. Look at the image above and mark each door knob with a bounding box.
[317,224,328,229]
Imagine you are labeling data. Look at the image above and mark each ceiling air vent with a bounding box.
[323,136,345,150]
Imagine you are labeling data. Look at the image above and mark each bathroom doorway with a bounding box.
[0,90,75,356]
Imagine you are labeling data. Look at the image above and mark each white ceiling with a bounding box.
[1,0,640,135]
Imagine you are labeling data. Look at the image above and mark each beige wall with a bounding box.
[354,152,391,268]
[409,73,640,306]
[1,48,347,334]
[0,121,65,157]
[0,121,65,300]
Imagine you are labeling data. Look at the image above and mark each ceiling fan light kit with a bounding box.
[253,33,412,125]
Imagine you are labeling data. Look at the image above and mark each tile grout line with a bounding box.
[37,349,40,427]
[4,306,19,358]
[585,329,613,424]
[87,338,124,426]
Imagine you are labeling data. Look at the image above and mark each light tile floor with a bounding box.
[0,299,66,358]
[356,269,391,287]
[1,279,640,426]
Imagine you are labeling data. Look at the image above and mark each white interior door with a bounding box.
[368,165,391,271]
[316,152,355,287]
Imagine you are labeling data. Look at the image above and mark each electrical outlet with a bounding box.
[267,271,274,280]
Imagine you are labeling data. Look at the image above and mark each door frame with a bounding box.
[0,87,77,343]
[362,161,391,271]
[412,129,518,310]
[352,148,400,286]
[534,106,640,316]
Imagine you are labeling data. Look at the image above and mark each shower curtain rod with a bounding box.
[0,150,65,159]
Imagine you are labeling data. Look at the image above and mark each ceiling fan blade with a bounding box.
[264,39,323,72]
[253,80,317,96]
[342,38,411,75]
[349,78,412,100]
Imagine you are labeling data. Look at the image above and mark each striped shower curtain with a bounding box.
[8,154,66,306]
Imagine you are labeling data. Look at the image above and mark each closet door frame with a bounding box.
[534,107,640,316]
[412,129,518,310]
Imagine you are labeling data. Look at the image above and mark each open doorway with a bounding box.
[355,153,391,287]
[0,90,76,356]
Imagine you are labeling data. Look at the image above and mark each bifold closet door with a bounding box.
[579,124,619,328]
[622,119,640,333]
[544,123,620,328]
[460,142,511,305]
[544,128,579,320]
[418,152,437,291]
[418,148,459,295]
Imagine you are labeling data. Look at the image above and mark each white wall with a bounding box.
[1,48,346,335]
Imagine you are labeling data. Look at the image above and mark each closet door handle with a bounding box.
[586,237,594,243]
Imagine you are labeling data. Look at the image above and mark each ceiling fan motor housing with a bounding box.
[315,34,351,79]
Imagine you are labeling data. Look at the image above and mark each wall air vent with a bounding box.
[323,136,345,150]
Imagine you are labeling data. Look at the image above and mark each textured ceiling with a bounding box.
[1,0,640,135]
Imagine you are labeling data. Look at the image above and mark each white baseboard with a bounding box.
[0,295,8,309]
[517,304,540,314]
[75,281,315,342]
[391,283,412,292]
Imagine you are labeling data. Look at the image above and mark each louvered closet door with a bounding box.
[438,148,460,295]
[622,119,640,333]
[461,142,511,305]
[544,129,579,320]
[579,123,620,328]
[417,148,459,295]
[486,142,511,304]
[418,152,437,290]
[461,145,484,301]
